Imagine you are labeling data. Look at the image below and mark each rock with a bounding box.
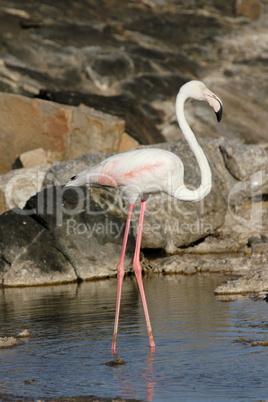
[248,235,268,254]
[220,142,268,181]
[215,142,268,252]
[0,209,77,286]
[19,148,54,168]
[248,236,263,247]
[0,164,50,214]
[214,256,268,294]
[0,92,126,174]
[118,132,139,153]
[0,185,135,286]
[12,157,23,170]
[252,243,268,255]
[0,337,18,349]
[183,201,268,255]
[251,340,268,347]
[66,104,126,160]
[35,90,165,146]
[105,359,126,366]
[214,24,268,144]
[235,0,261,19]
[234,338,268,347]
[25,186,135,281]
[152,254,251,276]
[17,329,30,338]
[152,252,268,296]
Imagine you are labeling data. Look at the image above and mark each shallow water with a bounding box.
[0,274,268,401]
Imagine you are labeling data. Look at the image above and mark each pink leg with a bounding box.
[133,199,155,349]
[111,203,134,353]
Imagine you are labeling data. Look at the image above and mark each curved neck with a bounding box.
[174,91,212,202]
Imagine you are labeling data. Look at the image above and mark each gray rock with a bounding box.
[0,210,77,286]
[214,256,268,294]
[248,235,268,255]
[220,146,268,229]
[0,185,135,286]
[220,142,268,181]
[152,254,251,276]
[153,253,268,296]
[183,203,267,256]
[25,186,135,281]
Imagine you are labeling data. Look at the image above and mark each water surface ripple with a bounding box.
[0,274,267,401]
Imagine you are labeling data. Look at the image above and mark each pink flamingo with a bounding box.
[66,80,223,352]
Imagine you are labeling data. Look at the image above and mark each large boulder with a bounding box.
[0,186,135,286]
[0,209,77,286]
[220,141,268,181]
[0,92,131,174]
[35,91,165,146]
[179,140,268,255]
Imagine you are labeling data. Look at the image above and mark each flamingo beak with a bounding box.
[204,89,223,122]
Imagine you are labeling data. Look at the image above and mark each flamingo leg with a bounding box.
[133,199,156,349]
[111,203,134,353]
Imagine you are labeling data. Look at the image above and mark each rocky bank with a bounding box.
[0,0,268,295]
[1,137,268,294]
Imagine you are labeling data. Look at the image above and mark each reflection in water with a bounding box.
[112,348,155,401]
[0,274,268,401]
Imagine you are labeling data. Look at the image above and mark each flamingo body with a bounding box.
[69,148,184,204]
[66,80,223,352]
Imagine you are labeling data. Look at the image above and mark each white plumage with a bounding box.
[68,147,184,203]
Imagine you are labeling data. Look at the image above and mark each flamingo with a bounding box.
[66,80,223,352]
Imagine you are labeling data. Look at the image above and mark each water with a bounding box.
[0,274,268,401]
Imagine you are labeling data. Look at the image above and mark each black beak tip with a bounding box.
[215,105,223,123]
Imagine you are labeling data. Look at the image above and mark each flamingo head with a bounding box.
[180,80,223,122]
